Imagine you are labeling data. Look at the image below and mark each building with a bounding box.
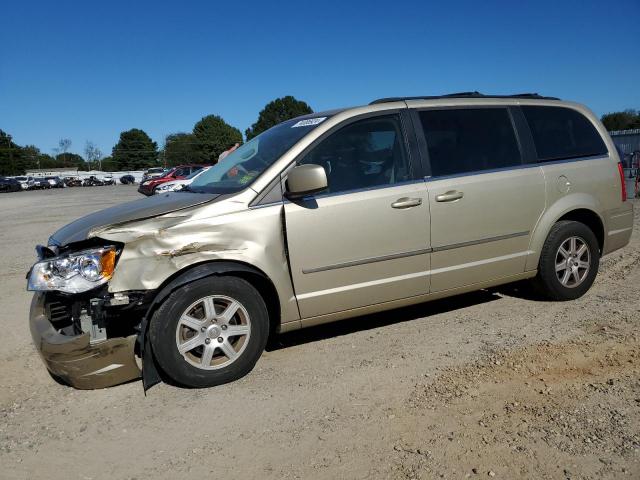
[610,129,640,168]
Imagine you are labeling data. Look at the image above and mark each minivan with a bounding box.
[27,93,634,390]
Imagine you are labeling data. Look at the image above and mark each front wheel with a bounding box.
[149,276,269,388]
[532,220,600,300]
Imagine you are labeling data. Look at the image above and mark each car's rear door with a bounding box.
[408,103,546,292]
[283,111,432,319]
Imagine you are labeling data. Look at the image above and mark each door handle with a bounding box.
[391,197,422,209]
[435,190,464,202]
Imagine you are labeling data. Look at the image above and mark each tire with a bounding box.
[149,276,269,388]
[532,220,600,301]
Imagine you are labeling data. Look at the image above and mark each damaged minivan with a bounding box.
[27,93,633,390]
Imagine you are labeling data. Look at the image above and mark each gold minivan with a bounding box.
[27,93,633,390]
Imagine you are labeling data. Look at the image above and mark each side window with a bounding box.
[298,115,411,194]
[419,108,521,177]
[521,106,608,162]
[173,168,185,177]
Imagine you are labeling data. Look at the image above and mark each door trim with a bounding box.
[302,230,530,274]
[302,247,432,274]
[432,230,530,252]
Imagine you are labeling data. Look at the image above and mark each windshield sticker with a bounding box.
[291,117,327,128]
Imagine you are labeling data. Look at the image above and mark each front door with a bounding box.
[284,113,431,319]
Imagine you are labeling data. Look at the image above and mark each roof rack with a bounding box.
[369,92,560,104]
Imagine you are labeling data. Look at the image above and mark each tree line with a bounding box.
[0,96,312,176]
[600,109,640,132]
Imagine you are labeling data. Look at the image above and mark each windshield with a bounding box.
[16,177,26,181]
[189,116,329,194]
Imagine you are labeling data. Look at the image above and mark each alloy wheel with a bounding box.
[175,295,251,370]
[555,236,590,288]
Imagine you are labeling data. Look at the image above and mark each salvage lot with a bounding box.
[1,187,638,479]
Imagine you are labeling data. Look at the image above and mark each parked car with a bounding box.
[14,176,35,190]
[45,176,64,188]
[153,166,211,194]
[32,177,49,189]
[102,175,116,186]
[83,176,104,187]
[138,165,205,196]
[26,93,634,391]
[0,176,22,192]
[120,174,135,185]
[63,176,83,187]
[141,167,167,183]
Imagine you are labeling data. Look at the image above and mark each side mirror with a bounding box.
[285,164,328,199]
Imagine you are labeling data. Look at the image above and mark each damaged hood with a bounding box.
[50,192,220,246]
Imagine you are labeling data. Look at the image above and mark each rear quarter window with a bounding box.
[521,106,608,162]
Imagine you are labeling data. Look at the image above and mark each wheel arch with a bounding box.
[151,261,279,321]
[526,194,605,271]
[555,209,604,253]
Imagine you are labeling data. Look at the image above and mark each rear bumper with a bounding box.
[603,201,634,255]
[29,293,141,389]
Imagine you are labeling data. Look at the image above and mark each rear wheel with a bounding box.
[149,276,269,388]
[532,220,600,300]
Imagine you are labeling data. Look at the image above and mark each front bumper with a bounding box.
[29,293,141,389]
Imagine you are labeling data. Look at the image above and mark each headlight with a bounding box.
[156,184,175,192]
[27,246,117,293]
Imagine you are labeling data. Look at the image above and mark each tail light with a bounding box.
[617,162,627,202]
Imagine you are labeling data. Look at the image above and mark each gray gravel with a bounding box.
[0,186,638,479]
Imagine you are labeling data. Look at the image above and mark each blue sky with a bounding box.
[1,0,639,157]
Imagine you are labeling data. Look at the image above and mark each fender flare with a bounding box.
[138,261,273,392]
[525,194,605,271]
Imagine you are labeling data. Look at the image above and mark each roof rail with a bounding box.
[369,92,560,104]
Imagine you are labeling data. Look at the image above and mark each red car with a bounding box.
[138,165,206,196]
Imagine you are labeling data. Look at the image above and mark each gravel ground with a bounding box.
[0,186,638,479]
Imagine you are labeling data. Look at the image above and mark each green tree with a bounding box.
[164,133,202,166]
[245,96,313,140]
[55,153,86,170]
[601,109,640,131]
[112,128,158,170]
[21,145,54,172]
[0,129,23,175]
[192,115,242,163]
[100,156,118,172]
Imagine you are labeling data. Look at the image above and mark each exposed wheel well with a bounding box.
[556,209,604,253]
[148,261,281,339]
[228,270,281,339]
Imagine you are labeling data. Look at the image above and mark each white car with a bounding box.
[153,167,211,194]
[14,176,35,190]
